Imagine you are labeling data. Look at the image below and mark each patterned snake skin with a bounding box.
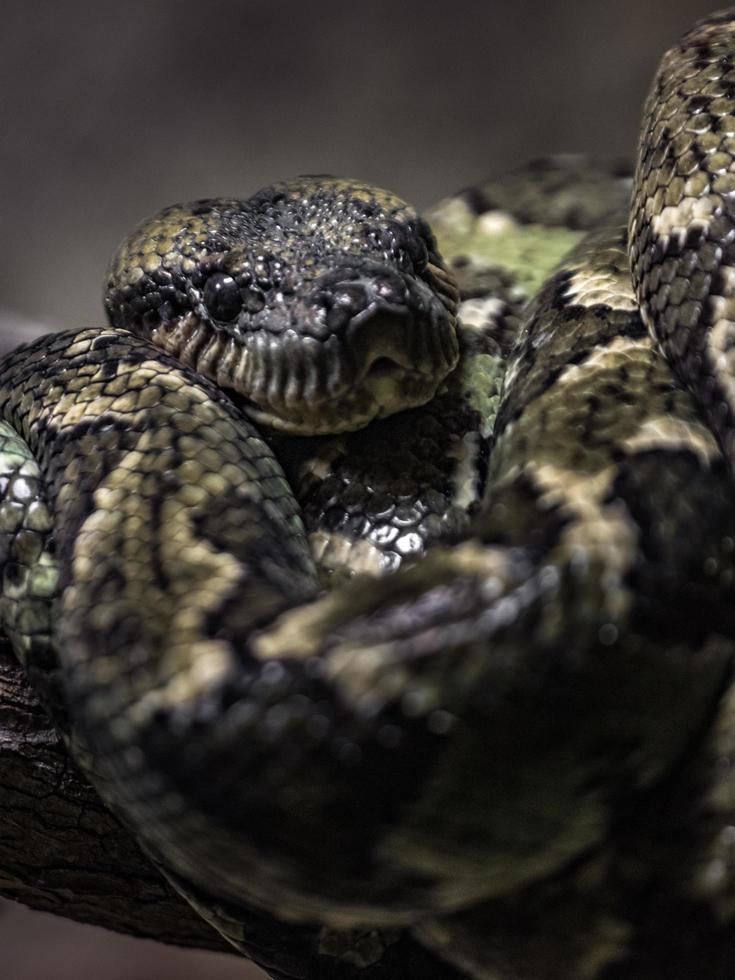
[5,9,735,980]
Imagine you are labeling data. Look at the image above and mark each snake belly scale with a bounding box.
[5,10,735,980]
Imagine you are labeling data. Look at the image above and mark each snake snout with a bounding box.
[283,263,460,434]
[219,263,459,435]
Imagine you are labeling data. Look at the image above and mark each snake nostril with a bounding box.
[323,284,370,333]
[335,284,369,309]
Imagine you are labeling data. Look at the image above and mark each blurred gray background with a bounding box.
[0,0,722,976]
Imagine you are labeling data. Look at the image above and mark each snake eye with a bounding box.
[203,273,243,322]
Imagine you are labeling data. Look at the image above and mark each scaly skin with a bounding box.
[6,11,735,980]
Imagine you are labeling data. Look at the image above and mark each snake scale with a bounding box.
[6,9,735,980]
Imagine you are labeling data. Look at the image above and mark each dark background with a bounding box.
[0,1,722,977]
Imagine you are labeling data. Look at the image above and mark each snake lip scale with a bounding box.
[5,9,735,980]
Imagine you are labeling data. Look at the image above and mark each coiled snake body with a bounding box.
[5,10,735,980]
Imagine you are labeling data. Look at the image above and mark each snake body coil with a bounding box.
[5,10,735,980]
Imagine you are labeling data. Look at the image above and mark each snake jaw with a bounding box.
[242,261,460,433]
[229,298,459,435]
[147,305,458,435]
[145,260,459,434]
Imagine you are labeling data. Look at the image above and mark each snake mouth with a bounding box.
[231,301,458,435]
[148,263,459,435]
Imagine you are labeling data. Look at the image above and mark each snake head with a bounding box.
[104,177,459,434]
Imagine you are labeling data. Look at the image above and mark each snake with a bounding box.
[5,9,735,980]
